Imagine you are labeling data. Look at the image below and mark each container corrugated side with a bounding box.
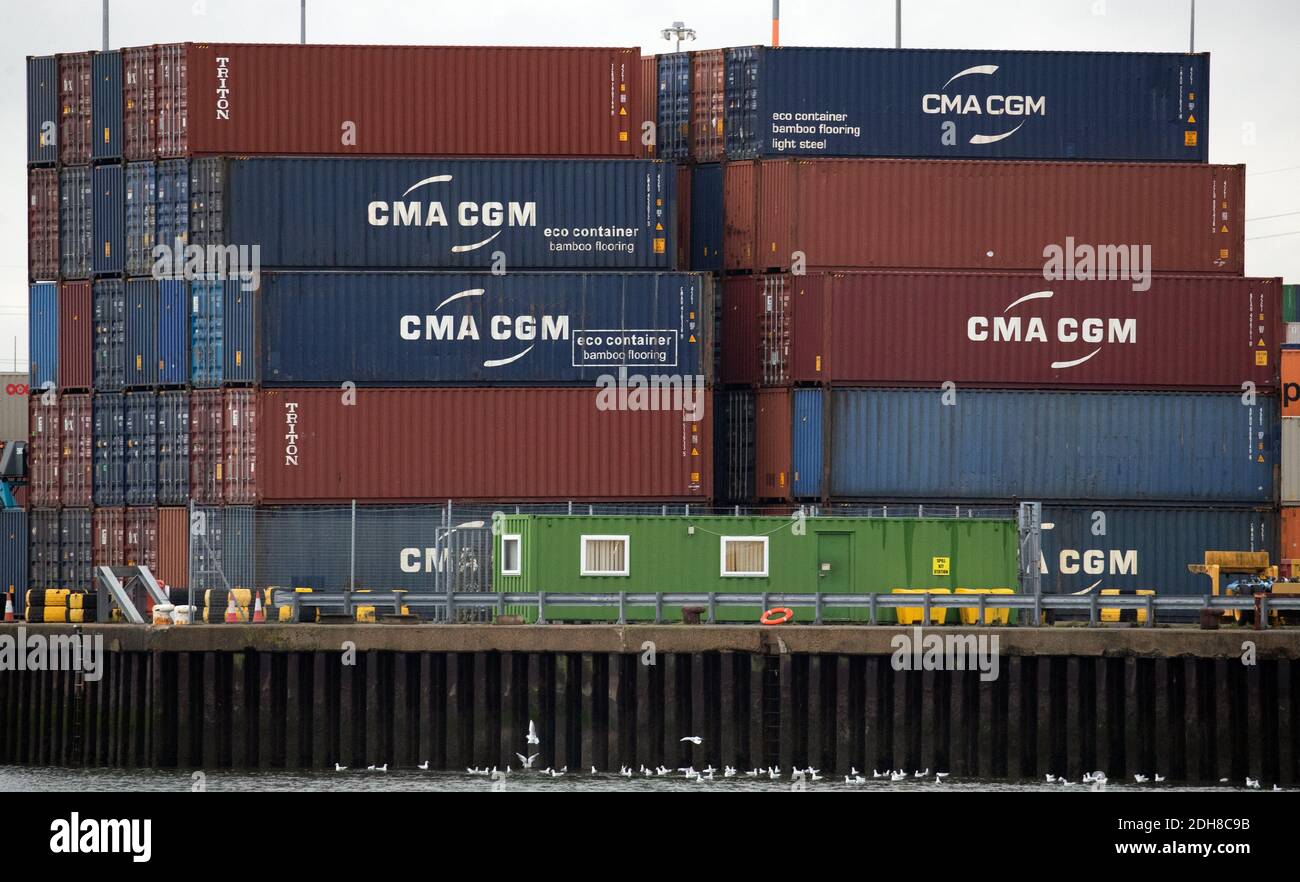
[92,165,124,277]
[656,53,691,160]
[714,390,754,504]
[157,391,189,505]
[122,46,156,161]
[223,389,256,505]
[59,508,91,592]
[257,388,711,502]
[820,389,1276,503]
[732,271,1282,390]
[93,392,125,506]
[0,511,28,603]
[0,375,29,442]
[28,168,59,280]
[208,157,676,271]
[58,52,92,165]
[91,50,122,162]
[189,280,227,388]
[156,507,188,590]
[754,389,792,500]
[1286,285,1299,324]
[93,279,126,392]
[190,506,254,592]
[163,43,641,158]
[640,56,656,156]
[259,271,712,386]
[27,509,60,599]
[27,56,57,165]
[189,390,222,504]
[691,49,725,162]
[158,280,188,385]
[125,507,158,574]
[155,159,189,258]
[28,399,59,507]
[29,282,57,391]
[59,167,91,280]
[723,158,1243,274]
[1283,418,1300,504]
[92,508,125,569]
[125,162,157,277]
[57,281,92,390]
[59,393,92,507]
[125,280,159,387]
[724,46,1208,161]
[689,163,723,271]
[125,391,158,505]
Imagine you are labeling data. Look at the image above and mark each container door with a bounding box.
[816,532,852,593]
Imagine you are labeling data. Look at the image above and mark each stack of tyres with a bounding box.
[23,588,97,623]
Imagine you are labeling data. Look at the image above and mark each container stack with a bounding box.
[644,45,1282,605]
[28,42,716,599]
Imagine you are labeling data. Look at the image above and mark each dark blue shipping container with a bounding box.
[190,280,225,388]
[125,279,159,387]
[92,393,125,506]
[27,509,60,600]
[124,162,156,276]
[29,282,57,391]
[1038,505,1276,602]
[791,389,822,499]
[124,390,157,505]
[92,279,126,391]
[155,159,189,264]
[158,280,188,385]
[259,272,712,386]
[156,390,189,506]
[59,508,91,592]
[799,389,1275,503]
[688,163,723,271]
[656,53,692,160]
[27,56,58,165]
[724,47,1208,161]
[225,282,255,384]
[92,164,124,276]
[91,50,122,162]
[192,157,676,270]
[59,167,91,279]
[0,511,28,608]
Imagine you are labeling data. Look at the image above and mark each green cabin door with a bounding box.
[816,532,854,615]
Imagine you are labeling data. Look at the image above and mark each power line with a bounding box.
[1248,165,1300,176]
[1245,230,1300,241]
[1247,211,1300,222]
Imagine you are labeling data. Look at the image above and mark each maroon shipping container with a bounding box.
[29,398,60,507]
[754,389,794,501]
[722,272,1283,391]
[59,393,92,506]
[58,52,92,165]
[156,507,189,591]
[125,507,159,574]
[640,55,657,156]
[723,159,1244,274]
[58,281,92,390]
[258,388,710,502]
[28,168,58,281]
[691,49,724,162]
[122,46,157,161]
[189,389,222,504]
[152,43,641,158]
[223,388,257,504]
[92,507,125,568]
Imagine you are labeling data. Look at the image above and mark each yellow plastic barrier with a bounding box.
[355,604,411,623]
[956,588,1015,625]
[892,588,950,625]
[1100,589,1155,624]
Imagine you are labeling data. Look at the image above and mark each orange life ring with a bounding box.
[760,606,794,626]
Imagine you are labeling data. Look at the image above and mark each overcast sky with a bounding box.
[3,0,1297,370]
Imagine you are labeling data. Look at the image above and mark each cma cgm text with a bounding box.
[367,201,537,227]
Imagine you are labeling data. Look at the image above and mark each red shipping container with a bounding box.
[122,46,157,161]
[723,159,1244,274]
[28,168,58,281]
[640,55,657,157]
[28,397,60,507]
[1283,351,1300,417]
[189,390,222,504]
[754,389,794,501]
[125,507,159,573]
[58,281,92,390]
[1283,508,1300,562]
[722,272,1282,391]
[154,43,641,158]
[92,507,125,568]
[58,52,92,165]
[156,507,190,592]
[691,49,725,162]
[258,388,710,502]
[223,388,257,504]
[59,394,92,506]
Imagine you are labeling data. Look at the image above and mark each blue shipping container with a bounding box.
[259,272,712,386]
[689,162,723,271]
[191,157,676,270]
[27,509,60,599]
[157,390,189,506]
[158,280,188,385]
[125,279,159,387]
[802,389,1275,503]
[155,159,189,263]
[124,391,157,505]
[0,510,28,606]
[124,162,156,277]
[190,280,226,388]
[791,389,822,498]
[29,282,57,391]
[91,50,122,162]
[92,164,124,276]
[92,393,125,506]
[1038,505,1276,601]
[60,167,91,279]
[27,56,57,165]
[92,279,126,391]
[724,47,1208,162]
[59,508,91,592]
[656,53,692,160]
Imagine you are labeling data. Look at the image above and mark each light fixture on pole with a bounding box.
[661,21,696,53]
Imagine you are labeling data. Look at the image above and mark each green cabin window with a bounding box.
[721,537,768,577]
[581,535,629,576]
[500,535,522,576]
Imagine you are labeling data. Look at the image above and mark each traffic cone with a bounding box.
[3,588,14,622]
[252,592,266,623]
[224,593,238,624]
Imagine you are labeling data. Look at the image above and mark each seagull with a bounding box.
[913,769,928,778]
[550,768,565,778]
[810,770,823,782]
[621,766,633,778]
[1046,774,1056,783]
[526,720,540,745]
[890,770,907,782]
[366,765,376,771]
[935,772,949,779]
[1134,774,1148,783]
[768,767,781,780]
[1059,778,1073,786]
[703,765,717,776]
[724,767,736,778]
[517,753,538,769]
[850,767,861,777]
[591,766,598,775]
[934,775,944,784]
[1220,778,1229,783]
[1273,785,1282,792]
[656,766,671,776]
[417,761,429,771]
[745,769,761,778]
[334,763,347,772]
[1246,777,1260,789]
[1154,774,1166,783]
[873,769,885,778]
[375,763,388,772]
[681,736,703,745]
[540,767,552,775]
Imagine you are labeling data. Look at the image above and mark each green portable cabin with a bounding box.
[493,514,1019,623]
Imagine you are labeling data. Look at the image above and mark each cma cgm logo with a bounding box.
[1039,519,1137,594]
[367,174,538,252]
[921,65,1046,144]
[967,290,1136,370]
[399,288,570,368]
